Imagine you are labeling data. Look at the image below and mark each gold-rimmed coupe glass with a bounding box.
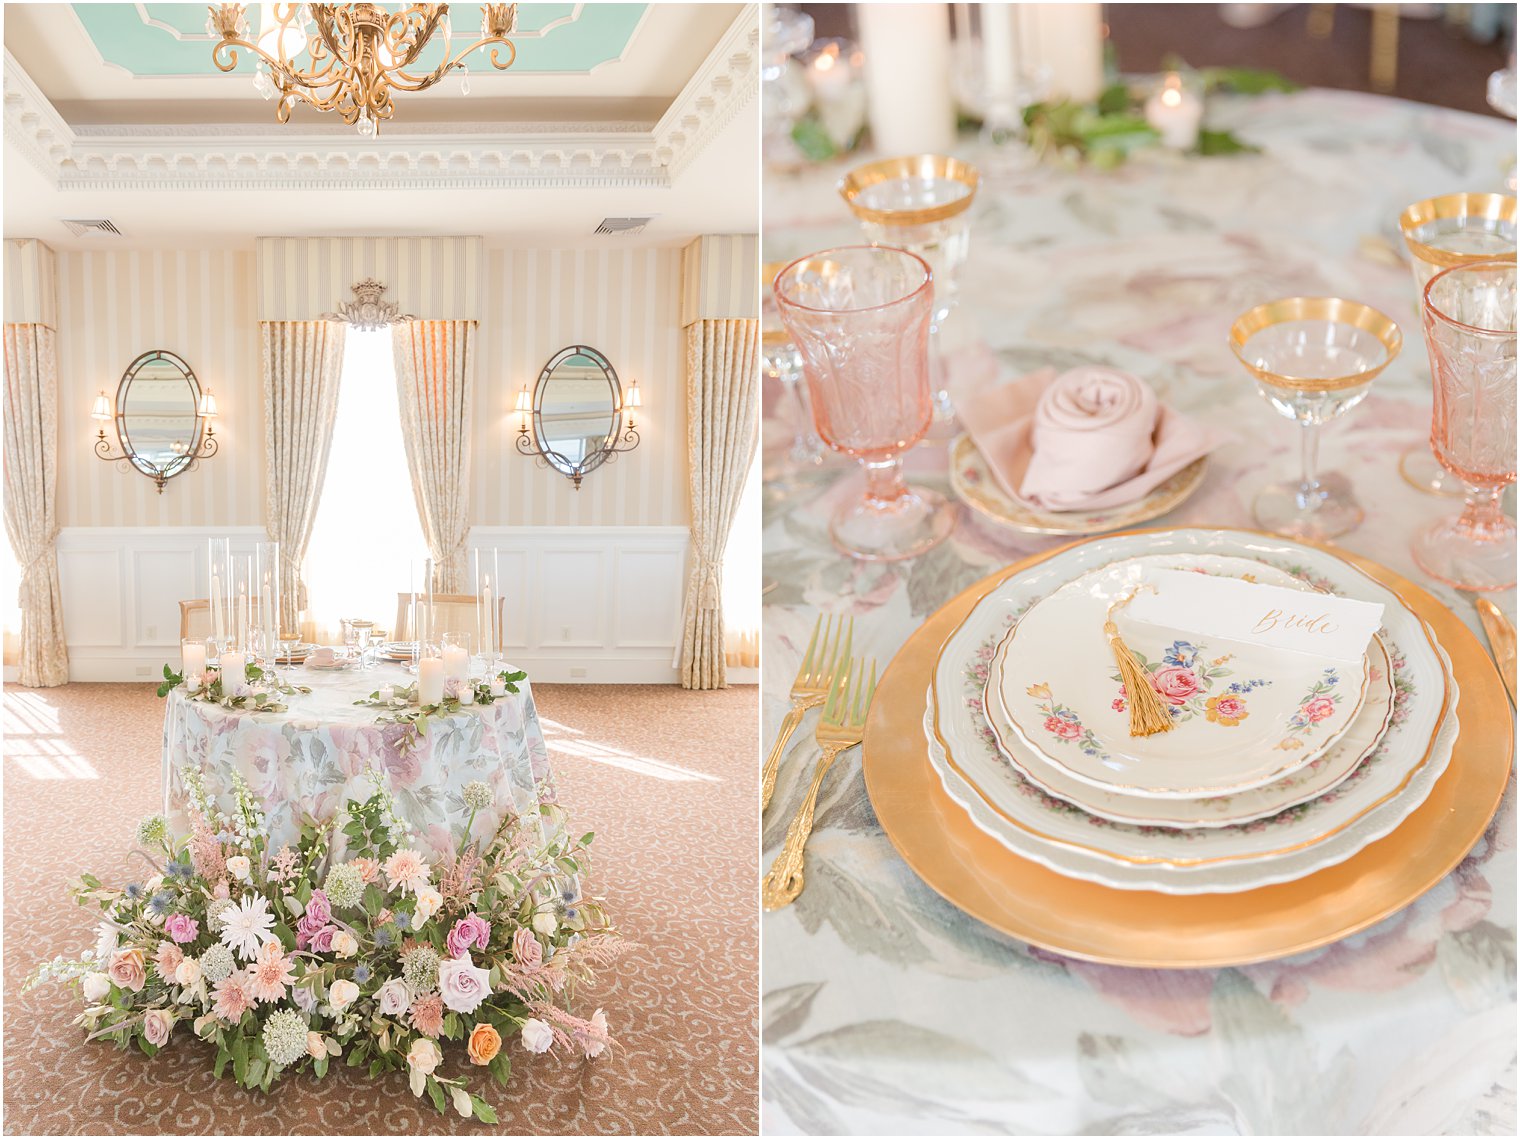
[775,245,953,561]
[839,154,979,435]
[1411,258,1517,592]
[1230,297,1403,541]
[1396,192,1516,495]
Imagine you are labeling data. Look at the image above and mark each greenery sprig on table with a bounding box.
[1021,66,1299,169]
[156,661,312,713]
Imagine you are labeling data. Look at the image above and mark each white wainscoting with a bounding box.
[48,526,698,685]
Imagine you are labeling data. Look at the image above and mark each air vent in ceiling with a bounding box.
[594,216,656,236]
[62,218,123,237]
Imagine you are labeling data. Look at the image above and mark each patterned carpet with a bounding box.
[2,681,758,1135]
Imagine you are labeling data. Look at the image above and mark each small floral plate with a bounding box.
[996,555,1371,798]
[987,629,1395,827]
[949,434,1208,537]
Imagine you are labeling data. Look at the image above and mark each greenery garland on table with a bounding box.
[354,667,531,740]
[156,661,311,712]
[24,766,623,1122]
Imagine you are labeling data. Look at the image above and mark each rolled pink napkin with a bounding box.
[306,647,338,667]
[961,365,1229,512]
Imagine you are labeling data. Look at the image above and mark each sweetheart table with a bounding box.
[161,659,556,862]
[760,89,1516,1135]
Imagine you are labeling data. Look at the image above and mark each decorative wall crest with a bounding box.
[321,279,416,330]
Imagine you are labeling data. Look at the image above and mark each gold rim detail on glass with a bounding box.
[1229,296,1403,393]
[837,154,981,227]
[1398,192,1517,271]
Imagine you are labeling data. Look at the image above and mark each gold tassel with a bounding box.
[1104,590,1174,738]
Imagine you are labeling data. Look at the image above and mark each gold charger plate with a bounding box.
[949,434,1208,537]
[860,533,1513,968]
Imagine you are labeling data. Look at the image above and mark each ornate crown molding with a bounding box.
[321,279,416,330]
[1,5,757,193]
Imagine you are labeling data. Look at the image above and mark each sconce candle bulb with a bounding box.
[90,392,112,421]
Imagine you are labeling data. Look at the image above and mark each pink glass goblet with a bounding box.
[1411,258,1517,591]
[774,245,954,561]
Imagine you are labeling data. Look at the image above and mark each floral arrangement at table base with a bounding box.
[26,771,624,1122]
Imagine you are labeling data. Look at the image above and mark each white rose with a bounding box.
[437,953,492,1014]
[175,958,202,987]
[306,1031,327,1060]
[519,1017,553,1054]
[226,855,252,883]
[328,979,360,1011]
[532,911,557,937]
[377,977,410,1017]
[145,874,165,893]
[81,972,113,1002]
[412,885,443,928]
[406,1037,443,1096]
[330,931,358,958]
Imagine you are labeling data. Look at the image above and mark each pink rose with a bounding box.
[108,947,147,993]
[446,915,492,960]
[164,914,199,944]
[308,925,338,954]
[1147,666,1200,706]
[304,890,332,927]
[1303,696,1336,723]
[1043,715,1083,740]
[513,928,543,972]
[143,1009,173,1047]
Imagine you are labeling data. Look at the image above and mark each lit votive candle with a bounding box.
[418,657,444,705]
[489,677,506,697]
[459,686,475,706]
[379,684,395,704]
[181,640,206,680]
[1144,72,1203,150]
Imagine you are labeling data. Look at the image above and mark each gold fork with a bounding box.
[761,655,876,911]
[761,614,852,812]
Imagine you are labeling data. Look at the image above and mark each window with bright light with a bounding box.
[721,448,761,670]
[301,329,429,642]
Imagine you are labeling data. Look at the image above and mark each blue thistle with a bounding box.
[352,964,372,984]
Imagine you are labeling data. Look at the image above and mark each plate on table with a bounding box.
[985,629,1396,828]
[923,530,1454,890]
[382,641,417,662]
[994,555,1371,798]
[858,528,1509,966]
[949,434,1207,537]
[275,643,317,665]
[304,649,355,671]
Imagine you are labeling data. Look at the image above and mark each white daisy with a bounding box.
[218,894,277,961]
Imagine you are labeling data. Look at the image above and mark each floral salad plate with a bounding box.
[924,529,1456,894]
[986,628,1396,828]
[995,555,1371,798]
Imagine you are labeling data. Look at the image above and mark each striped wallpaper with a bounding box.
[53,249,265,528]
[47,242,694,530]
[4,238,59,328]
[472,245,690,527]
[256,237,484,321]
[680,234,759,325]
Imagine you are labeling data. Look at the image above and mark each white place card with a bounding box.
[1125,568,1384,664]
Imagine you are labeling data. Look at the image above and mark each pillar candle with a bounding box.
[220,651,246,688]
[181,641,206,679]
[418,657,444,705]
[858,3,955,156]
[1023,3,1104,103]
[442,644,469,683]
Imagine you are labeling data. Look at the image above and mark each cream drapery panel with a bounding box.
[3,324,68,686]
[678,318,760,690]
[393,320,474,592]
[262,321,346,631]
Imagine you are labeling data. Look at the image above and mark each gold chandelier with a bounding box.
[207,3,518,136]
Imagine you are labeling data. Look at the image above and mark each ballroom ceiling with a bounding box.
[3,3,758,247]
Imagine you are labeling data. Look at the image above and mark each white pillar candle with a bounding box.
[379,684,395,704]
[418,657,444,705]
[1023,3,1104,103]
[1144,73,1203,150]
[441,644,469,683]
[181,641,206,679]
[220,651,246,688]
[858,4,955,156]
[459,686,475,706]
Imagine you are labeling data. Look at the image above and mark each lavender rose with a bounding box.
[437,953,492,1014]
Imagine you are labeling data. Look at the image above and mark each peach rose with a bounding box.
[467,1022,501,1066]
[109,947,147,993]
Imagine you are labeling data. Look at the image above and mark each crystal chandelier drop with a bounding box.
[206,3,518,136]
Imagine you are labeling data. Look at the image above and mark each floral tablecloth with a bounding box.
[761,89,1516,1136]
[161,660,554,862]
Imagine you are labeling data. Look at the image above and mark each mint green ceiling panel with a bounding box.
[71,4,645,75]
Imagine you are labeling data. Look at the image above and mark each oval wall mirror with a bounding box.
[111,350,210,491]
[530,345,624,487]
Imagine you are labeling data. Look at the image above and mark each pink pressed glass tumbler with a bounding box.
[774,245,953,561]
[1411,258,1517,591]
